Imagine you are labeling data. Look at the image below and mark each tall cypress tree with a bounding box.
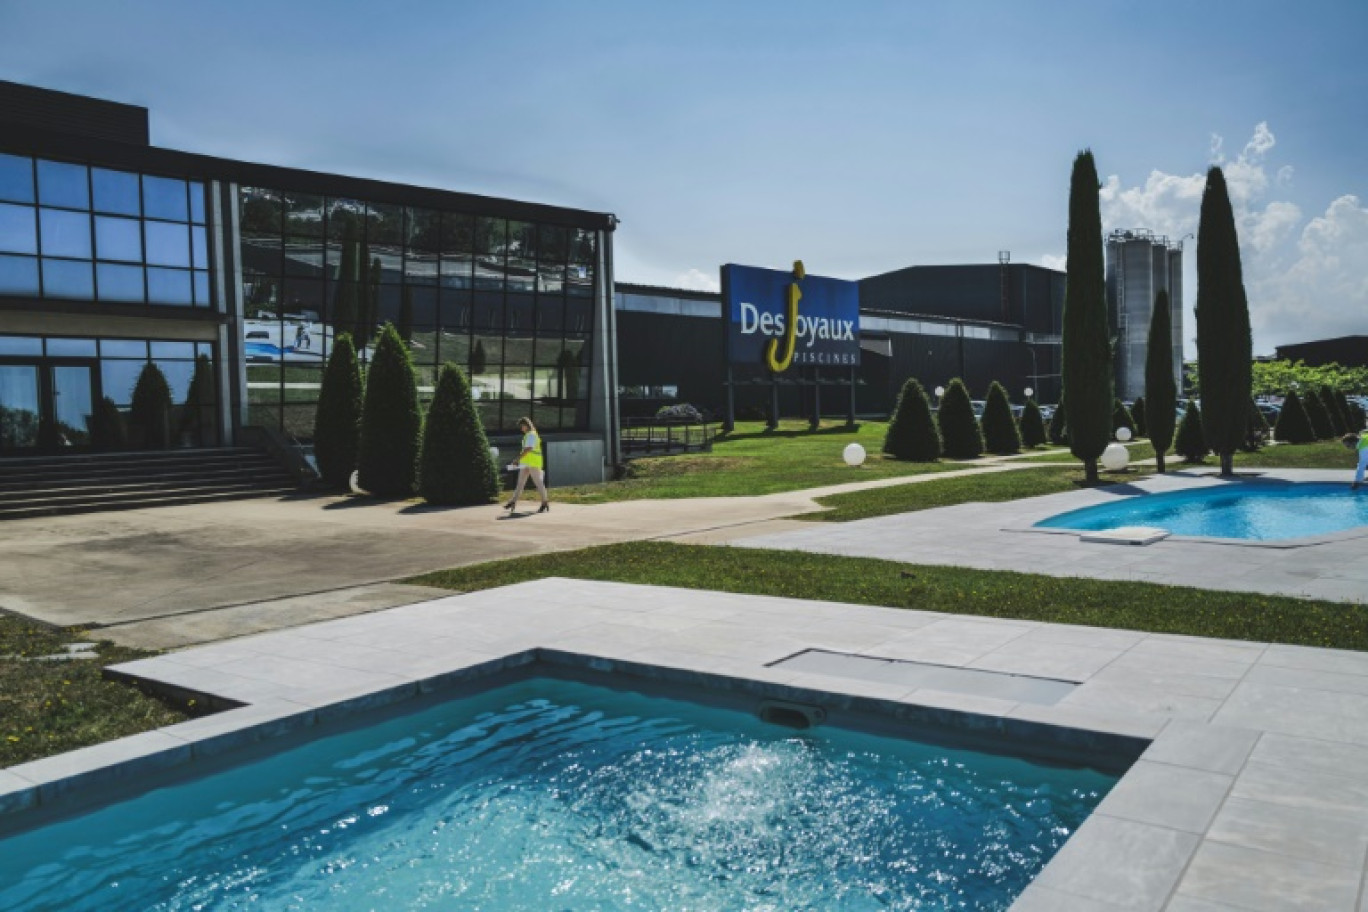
[1196,166,1252,476]
[1145,289,1177,472]
[332,218,360,340]
[313,333,363,490]
[357,323,423,497]
[1062,150,1112,482]
[419,363,499,505]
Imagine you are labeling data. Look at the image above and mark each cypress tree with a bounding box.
[1131,396,1147,438]
[1304,388,1334,439]
[936,378,983,459]
[363,255,381,352]
[313,333,364,490]
[91,396,126,451]
[981,381,1021,455]
[1144,289,1178,473]
[1112,399,1136,438]
[419,363,500,505]
[1062,150,1112,481]
[1331,391,1357,433]
[332,218,360,340]
[398,285,414,343]
[1349,401,1366,432]
[1242,397,1269,451]
[180,354,216,447]
[1195,166,1253,476]
[129,362,172,450]
[357,323,423,497]
[1273,390,1315,444]
[1048,396,1069,445]
[471,339,487,375]
[1318,387,1345,436]
[883,377,941,461]
[1175,403,1210,463]
[1020,399,1047,448]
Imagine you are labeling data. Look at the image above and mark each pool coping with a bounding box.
[3,577,1368,910]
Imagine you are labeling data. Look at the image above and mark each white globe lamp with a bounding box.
[843,443,867,467]
[1024,387,1034,399]
[1101,443,1129,471]
[1116,427,1132,442]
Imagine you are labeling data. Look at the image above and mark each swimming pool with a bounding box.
[0,676,1118,911]
[1036,481,1368,540]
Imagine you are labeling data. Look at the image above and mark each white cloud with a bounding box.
[673,268,720,292]
[1040,253,1067,271]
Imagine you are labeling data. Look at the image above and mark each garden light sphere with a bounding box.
[1101,442,1129,471]
[843,443,867,467]
[1116,427,1133,442]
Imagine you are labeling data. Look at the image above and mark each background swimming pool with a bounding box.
[1036,482,1368,540]
[0,677,1117,911]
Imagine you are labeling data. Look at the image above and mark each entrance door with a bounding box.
[0,359,99,454]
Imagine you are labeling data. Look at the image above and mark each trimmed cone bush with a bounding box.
[1049,398,1069,445]
[883,377,941,461]
[1304,389,1334,440]
[357,323,423,497]
[129,362,172,449]
[1131,396,1147,438]
[981,382,1021,455]
[1020,399,1047,448]
[1273,391,1315,444]
[314,333,364,490]
[419,363,500,506]
[1350,401,1366,432]
[936,378,983,459]
[180,354,216,446]
[1331,391,1356,434]
[1318,388,1345,436]
[91,397,126,450]
[1112,399,1135,439]
[1175,404,1210,463]
[1241,397,1269,452]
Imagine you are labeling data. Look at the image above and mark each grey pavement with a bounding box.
[6,577,1368,910]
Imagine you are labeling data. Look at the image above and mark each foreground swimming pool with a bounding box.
[1036,481,1368,540]
[0,676,1118,911]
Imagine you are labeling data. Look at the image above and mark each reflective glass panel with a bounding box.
[146,267,192,305]
[103,360,151,406]
[568,229,595,296]
[0,336,41,356]
[189,182,207,224]
[193,270,210,306]
[91,169,141,216]
[507,221,537,292]
[100,339,147,357]
[96,263,145,302]
[46,337,97,356]
[50,364,94,446]
[191,225,208,268]
[0,153,34,204]
[95,216,142,262]
[41,258,93,299]
[153,359,195,401]
[0,363,40,448]
[143,176,188,221]
[36,161,89,209]
[406,207,440,251]
[536,296,565,333]
[0,254,39,294]
[150,341,195,359]
[285,193,323,237]
[404,250,438,285]
[39,209,91,258]
[0,203,37,254]
[145,221,190,267]
[326,199,364,240]
[366,202,403,248]
[241,189,282,236]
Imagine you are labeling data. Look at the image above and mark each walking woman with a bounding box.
[505,417,550,513]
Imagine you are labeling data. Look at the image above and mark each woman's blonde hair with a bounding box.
[518,417,537,433]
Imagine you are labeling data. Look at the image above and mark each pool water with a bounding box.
[1036,482,1368,540]
[0,678,1117,911]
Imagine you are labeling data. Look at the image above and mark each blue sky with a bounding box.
[3,0,1365,356]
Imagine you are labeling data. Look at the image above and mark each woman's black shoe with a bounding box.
[538,502,550,513]
[504,500,517,511]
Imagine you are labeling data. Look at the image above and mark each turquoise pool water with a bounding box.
[1037,482,1368,540]
[0,678,1117,911]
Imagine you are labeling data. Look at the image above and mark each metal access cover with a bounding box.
[772,648,1079,705]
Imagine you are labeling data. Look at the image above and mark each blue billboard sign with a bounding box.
[722,262,860,370]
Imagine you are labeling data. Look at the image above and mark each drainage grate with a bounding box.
[771,649,1079,705]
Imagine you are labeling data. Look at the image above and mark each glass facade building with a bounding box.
[0,81,619,478]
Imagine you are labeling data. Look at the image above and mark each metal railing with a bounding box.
[620,419,715,458]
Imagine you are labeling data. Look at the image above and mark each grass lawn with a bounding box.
[553,420,965,503]
[1019,440,1158,464]
[408,541,1368,652]
[0,614,189,767]
[1232,439,1359,470]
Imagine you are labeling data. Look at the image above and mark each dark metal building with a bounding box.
[1274,336,1368,369]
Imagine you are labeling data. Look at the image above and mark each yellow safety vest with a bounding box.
[520,431,544,469]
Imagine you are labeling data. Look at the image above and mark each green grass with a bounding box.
[0,614,189,767]
[407,541,1367,651]
[802,464,1155,522]
[554,420,965,503]
[1019,440,1158,464]
[1234,439,1360,469]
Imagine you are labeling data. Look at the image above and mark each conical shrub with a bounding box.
[1331,391,1356,434]
[1349,401,1366,432]
[1112,399,1135,439]
[180,354,216,446]
[314,334,364,490]
[1273,391,1315,443]
[1241,397,1269,452]
[981,381,1021,455]
[936,378,983,459]
[1175,403,1210,463]
[1020,399,1047,448]
[1304,388,1334,439]
[1318,388,1345,436]
[1048,398,1069,445]
[91,397,126,451]
[1130,397,1147,438]
[129,362,172,450]
[883,377,941,461]
[357,323,423,497]
[419,363,500,505]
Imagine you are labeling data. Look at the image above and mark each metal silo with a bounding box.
[1105,230,1184,401]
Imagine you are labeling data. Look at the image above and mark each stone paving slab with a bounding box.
[4,577,1368,909]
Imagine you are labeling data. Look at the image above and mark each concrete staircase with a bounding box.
[0,447,300,520]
